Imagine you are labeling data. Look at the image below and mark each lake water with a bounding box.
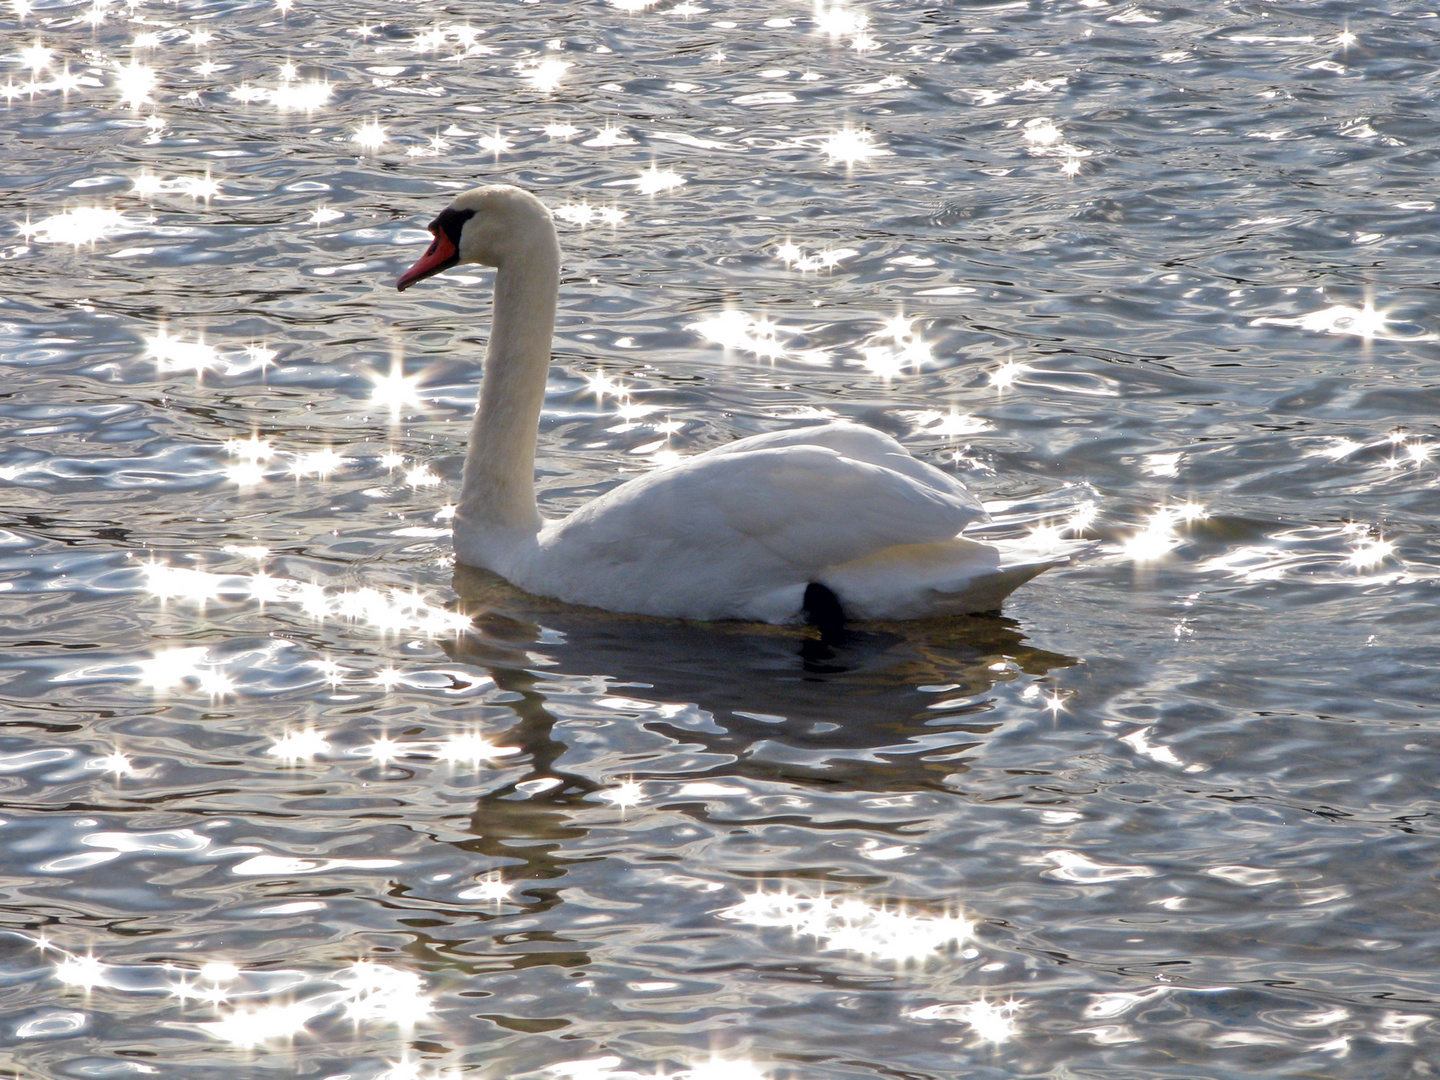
[4,0,1440,1076]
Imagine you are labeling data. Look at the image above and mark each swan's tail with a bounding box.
[822,537,1089,620]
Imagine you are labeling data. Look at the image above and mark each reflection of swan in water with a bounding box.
[397,184,1070,628]
[426,569,1077,931]
[447,564,1079,796]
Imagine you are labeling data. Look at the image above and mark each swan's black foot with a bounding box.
[802,582,848,645]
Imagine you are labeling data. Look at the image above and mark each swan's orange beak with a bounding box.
[397,229,459,292]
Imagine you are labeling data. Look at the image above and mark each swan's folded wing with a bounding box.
[699,421,986,519]
[676,444,983,571]
[536,443,1000,621]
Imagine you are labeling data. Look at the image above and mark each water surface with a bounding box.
[3,0,1440,1076]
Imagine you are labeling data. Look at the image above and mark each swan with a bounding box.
[396,184,1061,626]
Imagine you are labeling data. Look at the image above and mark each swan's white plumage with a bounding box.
[400,185,1060,624]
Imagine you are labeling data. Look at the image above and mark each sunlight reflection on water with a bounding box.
[40,936,436,1050]
[4,0,1440,1076]
[722,887,974,964]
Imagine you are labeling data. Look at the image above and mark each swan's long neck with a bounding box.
[458,234,559,535]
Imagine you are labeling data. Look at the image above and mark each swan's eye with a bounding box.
[432,206,477,248]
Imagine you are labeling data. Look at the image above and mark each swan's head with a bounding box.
[396,184,554,292]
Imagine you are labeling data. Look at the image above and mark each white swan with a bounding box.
[397,185,1060,625]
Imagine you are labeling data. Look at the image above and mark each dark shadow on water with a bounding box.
[447,564,1079,774]
[440,566,1080,907]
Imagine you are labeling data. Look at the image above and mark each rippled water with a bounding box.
[4,0,1440,1075]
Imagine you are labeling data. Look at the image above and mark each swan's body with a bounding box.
[397,185,1058,624]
